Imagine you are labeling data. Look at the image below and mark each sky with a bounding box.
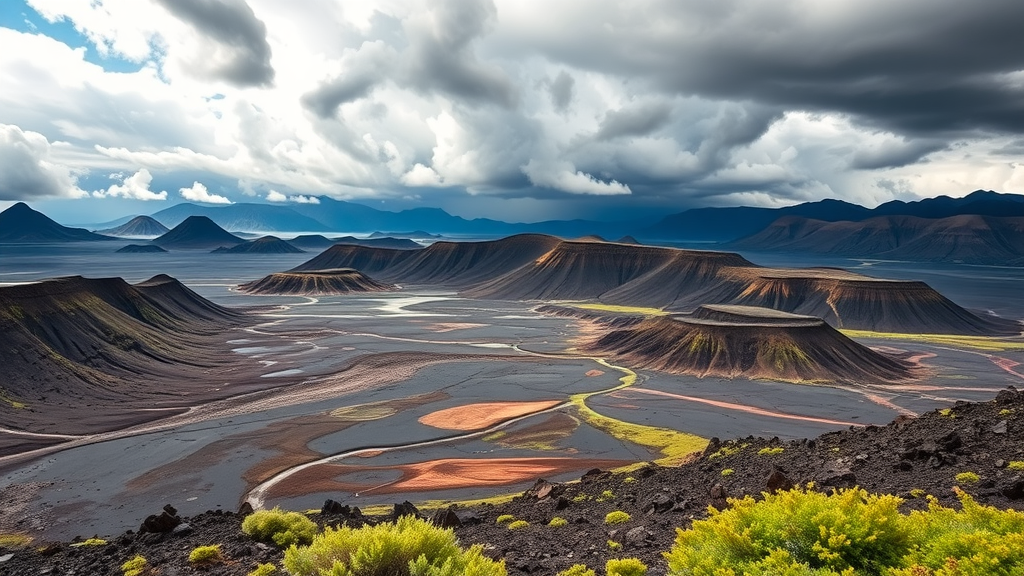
[1,0,1023,225]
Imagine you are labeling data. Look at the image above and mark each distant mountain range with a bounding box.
[106,197,641,238]
[728,214,1024,265]
[644,190,1024,241]
[0,202,113,243]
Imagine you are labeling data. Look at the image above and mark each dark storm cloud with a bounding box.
[301,43,396,118]
[849,140,947,170]
[594,102,672,141]
[154,0,274,87]
[404,0,517,108]
[548,71,575,112]
[529,0,1024,138]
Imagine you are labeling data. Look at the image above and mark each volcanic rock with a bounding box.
[585,305,916,384]
[0,203,113,243]
[152,216,244,250]
[98,216,169,237]
[212,236,304,254]
[116,244,167,253]
[238,268,396,296]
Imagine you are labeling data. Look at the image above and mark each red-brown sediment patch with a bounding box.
[585,369,605,377]
[266,457,633,499]
[126,390,450,492]
[418,400,563,431]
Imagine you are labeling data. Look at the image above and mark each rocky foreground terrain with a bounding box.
[3,387,1022,576]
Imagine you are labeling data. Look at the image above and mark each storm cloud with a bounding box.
[3,0,1023,218]
[154,0,274,87]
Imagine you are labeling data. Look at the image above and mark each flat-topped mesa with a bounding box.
[467,241,754,301]
[291,233,561,286]
[238,269,397,296]
[585,305,917,384]
[690,267,1022,336]
[213,236,304,254]
[286,233,1019,336]
[116,244,168,253]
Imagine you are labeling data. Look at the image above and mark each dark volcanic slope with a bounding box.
[152,216,244,250]
[116,244,168,253]
[695,267,1021,335]
[0,275,244,435]
[293,234,561,287]
[288,234,1019,335]
[730,214,1024,265]
[586,304,915,384]
[0,203,112,243]
[214,236,304,254]
[238,268,396,296]
[98,215,170,237]
[467,241,754,301]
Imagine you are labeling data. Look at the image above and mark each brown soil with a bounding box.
[266,457,635,499]
[5,388,1022,576]
[418,401,564,431]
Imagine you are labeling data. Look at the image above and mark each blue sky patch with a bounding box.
[0,1,145,73]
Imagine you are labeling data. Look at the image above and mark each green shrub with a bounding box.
[283,515,506,576]
[507,520,529,530]
[597,490,615,502]
[188,544,223,565]
[910,488,927,498]
[1007,461,1024,471]
[664,486,1024,576]
[720,468,734,477]
[606,558,647,576]
[70,538,107,547]
[604,511,631,525]
[607,540,622,551]
[557,565,596,576]
[248,563,278,576]
[758,447,784,456]
[572,493,590,503]
[121,555,150,576]
[242,507,318,548]
[622,476,636,484]
[998,408,1014,416]
[548,517,568,527]
[496,514,515,524]
[939,408,955,418]
[955,471,980,484]
[707,442,747,460]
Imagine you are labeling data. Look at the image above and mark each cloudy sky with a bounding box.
[1,0,1022,224]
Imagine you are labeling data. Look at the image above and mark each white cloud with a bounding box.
[180,181,232,204]
[0,123,87,200]
[266,190,320,204]
[522,160,631,195]
[93,168,167,200]
[2,0,1020,216]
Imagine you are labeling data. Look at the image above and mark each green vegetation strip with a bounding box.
[570,359,708,467]
[569,303,668,316]
[841,329,1024,352]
